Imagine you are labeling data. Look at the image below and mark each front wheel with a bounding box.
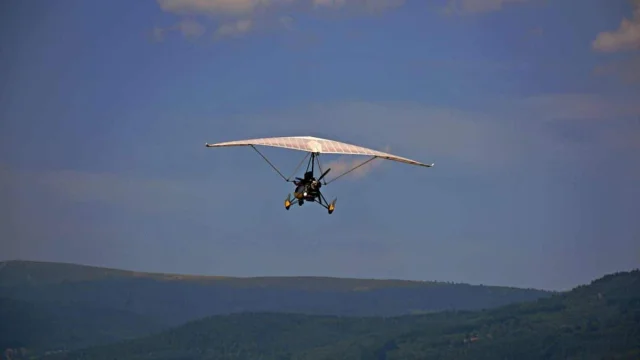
[285,195,291,210]
[328,199,336,214]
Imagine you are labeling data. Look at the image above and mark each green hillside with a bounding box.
[0,260,552,326]
[47,269,640,360]
[0,297,166,357]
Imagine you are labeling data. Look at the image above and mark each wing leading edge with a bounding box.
[205,136,434,168]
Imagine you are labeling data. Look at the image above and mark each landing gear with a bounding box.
[284,192,336,214]
[276,151,351,215]
[239,142,382,215]
[328,198,336,214]
[285,194,291,210]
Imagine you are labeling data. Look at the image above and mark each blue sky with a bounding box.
[2,0,639,291]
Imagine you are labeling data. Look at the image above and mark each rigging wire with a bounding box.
[250,145,288,181]
[287,152,310,181]
[250,145,378,185]
[324,156,377,185]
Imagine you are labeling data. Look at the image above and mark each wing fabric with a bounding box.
[205,136,433,167]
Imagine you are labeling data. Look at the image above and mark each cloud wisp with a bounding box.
[320,145,391,182]
[592,0,640,52]
[152,18,207,41]
[593,55,640,84]
[151,0,533,41]
[237,93,640,175]
[441,0,530,15]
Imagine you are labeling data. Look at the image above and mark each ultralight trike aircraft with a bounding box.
[205,136,433,214]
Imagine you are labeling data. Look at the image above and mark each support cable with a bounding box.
[287,152,310,181]
[250,145,289,182]
[324,156,378,185]
[250,145,378,186]
[315,154,326,184]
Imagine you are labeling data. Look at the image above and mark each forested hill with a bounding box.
[0,297,166,354]
[48,269,640,360]
[0,260,551,325]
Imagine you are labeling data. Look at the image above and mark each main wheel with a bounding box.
[285,199,291,210]
[328,199,336,214]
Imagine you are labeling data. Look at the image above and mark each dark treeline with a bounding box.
[35,270,640,359]
[2,261,638,360]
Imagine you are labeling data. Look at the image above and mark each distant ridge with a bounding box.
[0,259,550,291]
[0,259,232,286]
[0,260,566,357]
[0,259,555,342]
[45,269,640,360]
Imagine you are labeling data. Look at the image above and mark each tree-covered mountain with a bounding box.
[0,260,552,326]
[0,297,166,357]
[47,269,640,360]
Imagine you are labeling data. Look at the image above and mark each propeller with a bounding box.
[317,168,331,183]
[294,168,330,184]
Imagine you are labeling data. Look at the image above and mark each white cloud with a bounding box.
[29,171,217,214]
[179,18,207,37]
[156,0,405,15]
[231,94,640,175]
[593,55,640,84]
[592,0,640,52]
[313,0,346,7]
[156,0,296,16]
[155,0,293,39]
[0,166,260,220]
[151,26,166,42]
[279,15,296,30]
[442,0,529,14]
[152,18,206,41]
[152,0,527,40]
[0,165,262,267]
[507,93,640,120]
[312,0,405,11]
[214,19,253,38]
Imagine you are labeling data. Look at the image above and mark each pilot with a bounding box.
[303,171,313,182]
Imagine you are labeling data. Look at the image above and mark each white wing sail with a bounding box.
[205,136,433,167]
